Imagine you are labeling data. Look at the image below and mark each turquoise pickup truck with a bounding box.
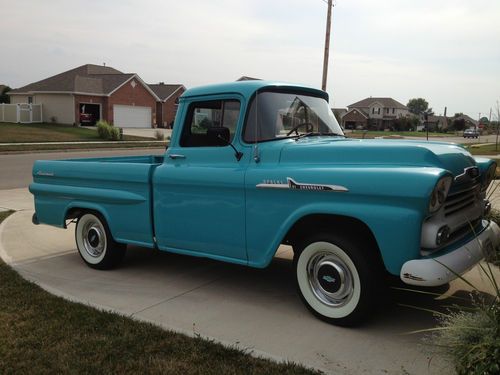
[30,81,499,326]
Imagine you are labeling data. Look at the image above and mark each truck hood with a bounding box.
[279,138,476,176]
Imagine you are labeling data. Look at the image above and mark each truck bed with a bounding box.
[30,155,164,248]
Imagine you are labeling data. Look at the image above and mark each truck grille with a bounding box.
[444,182,479,217]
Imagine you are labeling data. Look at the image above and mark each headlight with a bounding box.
[483,162,497,190]
[429,176,452,214]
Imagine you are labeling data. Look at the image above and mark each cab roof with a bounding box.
[181,81,329,101]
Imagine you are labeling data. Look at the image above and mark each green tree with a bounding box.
[479,116,489,125]
[407,98,429,115]
[0,86,11,103]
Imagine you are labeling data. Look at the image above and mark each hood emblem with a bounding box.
[256,177,348,192]
[454,166,479,182]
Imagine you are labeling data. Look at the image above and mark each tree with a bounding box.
[407,98,429,115]
[0,86,11,103]
[479,116,489,125]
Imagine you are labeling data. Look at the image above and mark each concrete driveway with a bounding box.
[9,189,500,374]
[2,184,499,374]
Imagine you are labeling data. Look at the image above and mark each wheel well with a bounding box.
[284,214,383,264]
[65,208,103,228]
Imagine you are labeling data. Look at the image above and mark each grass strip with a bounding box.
[0,123,150,143]
[0,212,318,374]
[0,142,167,153]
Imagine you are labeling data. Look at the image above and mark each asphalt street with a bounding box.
[0,148,165,190]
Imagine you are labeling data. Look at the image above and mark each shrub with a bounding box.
[96,121,119,141]
[154,130,164,140]
[431,298,499,375]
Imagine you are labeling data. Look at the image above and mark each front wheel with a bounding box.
[294,234,379,326]
[75,212,126,270]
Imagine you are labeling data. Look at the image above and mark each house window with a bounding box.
[392,108,395,114]
[28,96,33,104]
[372,108,375,114]
[377,108,380,114]
[385,108,389,114]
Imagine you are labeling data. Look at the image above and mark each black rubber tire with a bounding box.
[75,212,126,270]
[293,233,380,327]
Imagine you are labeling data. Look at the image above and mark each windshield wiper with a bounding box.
[294,132,344,140]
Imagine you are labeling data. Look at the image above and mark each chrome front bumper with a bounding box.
[400,220,500,287]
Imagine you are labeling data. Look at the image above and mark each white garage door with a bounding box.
[113,105,151,128]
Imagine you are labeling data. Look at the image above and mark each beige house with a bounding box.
[8,64,185,128]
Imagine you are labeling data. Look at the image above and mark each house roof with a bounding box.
[148,83,185,101]
[454,114,478,125]
[236,76,262,81]
[348,97,407,110]
[9,64,139,96]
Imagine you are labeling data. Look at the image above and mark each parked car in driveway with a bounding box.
[30,81,500,326]
[463,128,480,138]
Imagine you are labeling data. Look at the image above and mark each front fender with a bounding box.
[246,201,423,275]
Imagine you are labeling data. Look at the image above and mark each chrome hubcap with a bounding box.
[307,252,354,307]
[82,221,105,258]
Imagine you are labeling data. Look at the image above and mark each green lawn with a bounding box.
[0,211,318,375]
[466,143,500,155]
[0,123,150,143]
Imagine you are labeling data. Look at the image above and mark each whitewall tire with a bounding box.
[75,212,126,270]
[294,234,378,326]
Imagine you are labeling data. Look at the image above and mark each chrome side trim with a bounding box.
[256,177,348,192]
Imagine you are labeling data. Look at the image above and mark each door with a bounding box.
[113,105,151,128]
[153,98,248,263]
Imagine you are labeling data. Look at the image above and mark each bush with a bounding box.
[418,247,500,374]
[97,121,119,141]
[154,130,164,140]
[432,304,500,375]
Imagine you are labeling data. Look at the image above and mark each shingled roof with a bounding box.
[148,83,185,101]
[348,97,407,110]
[9,64,138,96]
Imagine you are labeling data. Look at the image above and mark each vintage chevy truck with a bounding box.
[30,81,499,326]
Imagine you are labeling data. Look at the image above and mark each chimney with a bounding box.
[159,82,164,85]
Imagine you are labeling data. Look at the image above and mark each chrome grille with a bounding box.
[444,182,479,217]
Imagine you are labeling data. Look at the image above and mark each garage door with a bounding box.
[113,105,151,128]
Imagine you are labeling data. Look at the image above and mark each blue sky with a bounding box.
[1,0,499,118]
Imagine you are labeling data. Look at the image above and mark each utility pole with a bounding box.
[321,0,333,91]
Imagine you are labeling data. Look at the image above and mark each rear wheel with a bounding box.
[294,234,379,326]
[75,212,126,270]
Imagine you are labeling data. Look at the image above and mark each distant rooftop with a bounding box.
[148,83,185,101]
[348,97,407,110]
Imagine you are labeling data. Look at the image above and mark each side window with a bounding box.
[180,100,240,147]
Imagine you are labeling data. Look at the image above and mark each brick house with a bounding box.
[7,64,179,128]
[148,83,185,128]
[341,97,409,130]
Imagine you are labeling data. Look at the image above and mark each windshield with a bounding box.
[244,91,344,143]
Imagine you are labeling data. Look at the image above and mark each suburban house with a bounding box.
[341,97,409,130]
[148,83,186,128]
[8,64,185,128]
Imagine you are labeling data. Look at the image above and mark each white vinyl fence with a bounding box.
[0,103,42,123]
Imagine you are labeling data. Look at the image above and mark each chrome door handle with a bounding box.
[168,154,186,159]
